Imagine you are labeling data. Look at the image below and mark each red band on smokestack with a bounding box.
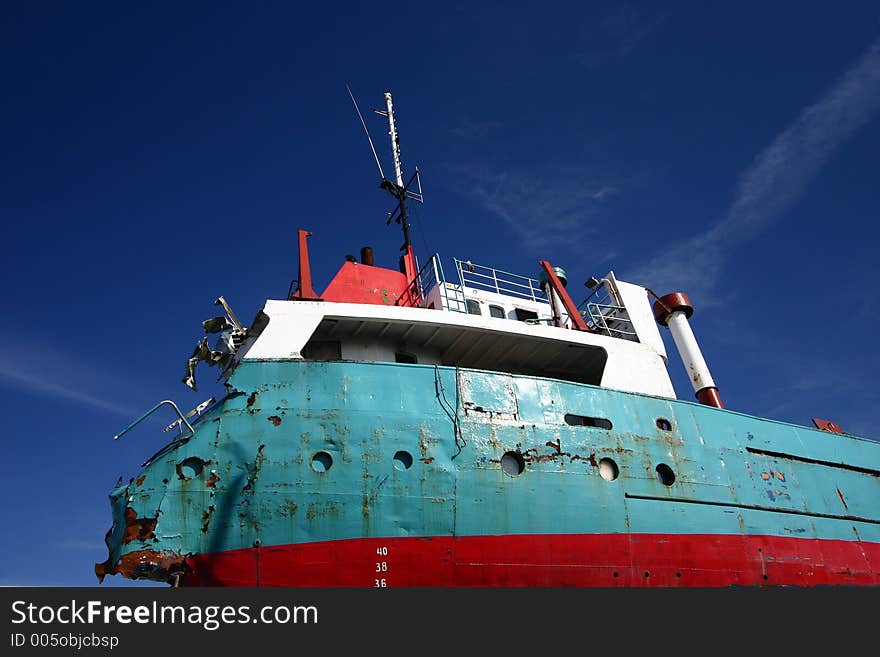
[696,387,723,409]
[653,292,694,326]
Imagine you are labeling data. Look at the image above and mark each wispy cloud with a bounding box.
[629,36,880,300]
[454,165,619,249]
[0,579,69,587]
[575,4,666,67]
[449,119,503,140]
[0,365,138,417]
[0,337,144,418]
[591,185,618,200]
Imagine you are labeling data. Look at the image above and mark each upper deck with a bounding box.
[210,254,679,400]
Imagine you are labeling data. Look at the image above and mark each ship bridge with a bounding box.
[217,253,677,400]
[407,255,651,344]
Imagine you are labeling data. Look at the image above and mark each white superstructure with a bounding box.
[233,258,677,399]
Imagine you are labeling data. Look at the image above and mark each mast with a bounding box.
[382,92,413,252]
[385,93,404,190]
[371,91,421,284]
[349,87,422,283]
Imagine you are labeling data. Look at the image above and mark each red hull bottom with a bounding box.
[183,534,880,587]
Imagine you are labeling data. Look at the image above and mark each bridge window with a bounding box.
[489,305,505,319]
[514,308,538,322]
[466,299,482,315]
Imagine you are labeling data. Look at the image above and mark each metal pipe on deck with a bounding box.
[653,292,723,408]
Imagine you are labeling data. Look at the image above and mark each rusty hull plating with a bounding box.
[97,358,880,586]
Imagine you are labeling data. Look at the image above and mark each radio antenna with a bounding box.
[346,84,385,182]
[347,88,423,284]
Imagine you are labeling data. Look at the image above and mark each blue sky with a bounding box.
[1,2,878,586]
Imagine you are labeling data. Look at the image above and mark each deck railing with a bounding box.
[397,254,469,313]
[400,256,642,343]
[578,280,638,341]
[453,258,548,303]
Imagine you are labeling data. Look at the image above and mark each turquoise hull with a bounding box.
[96,360,880,586]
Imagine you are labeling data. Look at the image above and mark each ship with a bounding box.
[96,91,880,587]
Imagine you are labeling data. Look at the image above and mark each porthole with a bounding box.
[311,451,333,473]
[500,451,525,477]
[564,414,612,430]
[177,457,205,480]
[393,450,413,471]
[656,418,673,431]
[598,458,619,481]
[656,463,675,486]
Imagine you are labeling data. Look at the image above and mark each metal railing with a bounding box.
[578,280,638,341]
[114,400,195,442]
[397,253,469,313]
[453,258,548,304]
[399,255,567,315]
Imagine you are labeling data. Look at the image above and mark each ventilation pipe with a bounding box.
[653,292,723,409]
[538,261,590,331]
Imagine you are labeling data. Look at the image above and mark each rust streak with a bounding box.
[135,475,146,487]
[546,439,562,454]
[206,472,220,488]
[121,508,158,544]
[242,445,267,494]
[836,487,848,510]
[201,505,215,533]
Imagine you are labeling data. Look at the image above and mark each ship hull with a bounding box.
[98,360,880,586]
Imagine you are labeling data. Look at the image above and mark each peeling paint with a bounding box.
[121,508,158,544]
[95,548,189,584]
[98,359,880,587]
[201,505,215,533]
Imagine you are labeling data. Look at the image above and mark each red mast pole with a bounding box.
[291,229,320,300]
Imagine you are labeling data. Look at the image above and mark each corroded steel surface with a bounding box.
[653,292,694,326]
[97,360,880,586]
